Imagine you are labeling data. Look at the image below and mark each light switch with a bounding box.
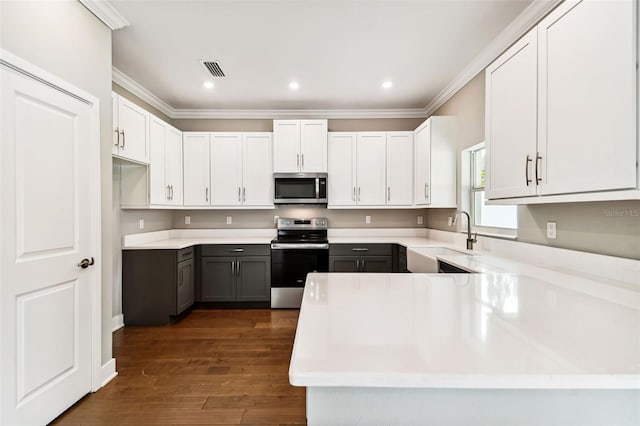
[448,217,453,226]
[138,219,144,230]
[546,221,557,239]
[226,216,233,225]
[417,216,423,225]
[365,215,371,224]
[184,216,191,225]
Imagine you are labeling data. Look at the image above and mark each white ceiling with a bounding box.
[111,0,533,112]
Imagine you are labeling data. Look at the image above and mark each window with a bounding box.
[463,143,517,237]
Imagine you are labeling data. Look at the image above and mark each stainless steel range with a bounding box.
[270,218,329,308]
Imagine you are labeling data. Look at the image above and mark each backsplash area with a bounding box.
[172,208,428,229]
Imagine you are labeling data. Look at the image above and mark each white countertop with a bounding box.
[289,272,640,390]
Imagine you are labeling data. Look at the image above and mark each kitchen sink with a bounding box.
[407,247,471,273]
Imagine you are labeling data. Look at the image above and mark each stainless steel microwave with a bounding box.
[274,173,327,205]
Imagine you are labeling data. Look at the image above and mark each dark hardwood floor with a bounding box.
[51,309,306,425]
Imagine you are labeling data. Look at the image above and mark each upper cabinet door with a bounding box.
[242,133,273,206]
[112,93,119,155]
[116,95,149,163]
[148,118,168,205]
[537,0,636,195]
[356,132,386,206]
[414,121,431,206]
[165,126,183,205]
[183,132,210,206]
[485,27,538,200]
[273,120,301,172]
[210,133,243,206]
[328,133,357,206]
[386,132,413,206]
[300,120,328,172]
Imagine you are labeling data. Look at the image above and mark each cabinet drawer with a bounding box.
[177,247,194,261]
[329,244,392,256]
[201,244,270,257]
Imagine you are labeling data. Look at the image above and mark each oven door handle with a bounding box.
[270,243,329,250]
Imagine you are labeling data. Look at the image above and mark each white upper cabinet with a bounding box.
[414,117,457,207]
[486,0,637,202]
[356,132,387,206]
[386,132,413,206]
[113,93,149,164]
[328,133,357,206]
[210,132,273,207]
[149,116,183,206]
[183,133,210,206]
[537,0,636,196]
[485,28,538,200]
[210,133,243,206]
[273,119,327,172]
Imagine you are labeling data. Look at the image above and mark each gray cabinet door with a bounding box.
[201,256,236,302]
[329,256,360,272]
[361,256,393,273]
[237,256,270,301]
[176,258,195,315]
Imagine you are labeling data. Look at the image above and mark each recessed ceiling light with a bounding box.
[203,81,214,89]
[382,81,393,89]
[289,81,300,90]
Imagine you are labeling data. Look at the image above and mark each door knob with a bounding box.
[77,257,95,269]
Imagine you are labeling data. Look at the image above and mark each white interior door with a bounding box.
[328,133,356,206]
[1,61,96,425]
[414,121,431,206]
[210,133,243,206]
[273,120,301,172]
[300,120,328,172]
[242,133,274,206]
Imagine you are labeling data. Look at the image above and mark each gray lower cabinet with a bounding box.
[329,244,393,273]
[200,245,270,303]
[123,247,195,325]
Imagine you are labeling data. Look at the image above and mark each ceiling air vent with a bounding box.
[202,61,226,77]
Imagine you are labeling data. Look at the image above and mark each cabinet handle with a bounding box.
[297,154,300,170]
[170,185,174,200]
[361,259,365,271]
[525,155,532,186]
[114,128,120,147]
[352,248,369,252]
[231,261,235,276]
[352,187,356,201]
[236,260,241,276]
[356,259,361,271]
[358,187,361,202]
[242,187,246,202]
[120,130,125,149]
[238,187,241,202]
[166,185,170,200]
[424,183,427,198]
[205,187,209,202]
[535,152,542,185]
[301,154,304,170]
[228,248,244,252]
[387,186,391,202]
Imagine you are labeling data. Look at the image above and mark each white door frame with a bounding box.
[0,49,103,413]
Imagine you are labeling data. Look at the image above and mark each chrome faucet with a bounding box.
[453,210,477,250]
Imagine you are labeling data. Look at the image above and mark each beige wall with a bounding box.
[1,0,114,363]
[429,71,640,260]
[173,208,428,229]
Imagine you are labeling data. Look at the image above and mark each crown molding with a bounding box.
[111,0,561,121]
[423,0,563,116]
[112,67,175,117]
[78,0,130,30]
[171,108,428,120]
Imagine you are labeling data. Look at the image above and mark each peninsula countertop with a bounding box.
[289,272,640,390]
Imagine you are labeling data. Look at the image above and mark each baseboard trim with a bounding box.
[100,358,117,388]
[112,314,124,332]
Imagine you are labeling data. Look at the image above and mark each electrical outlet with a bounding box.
[417,216,423,225]
[546,221,557,239]
[184,216,191,225]
[365,215,371,224]
[274,215,279,224]
[226,216,233,225]
[138,219,144,230]
[448,216,453,226]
